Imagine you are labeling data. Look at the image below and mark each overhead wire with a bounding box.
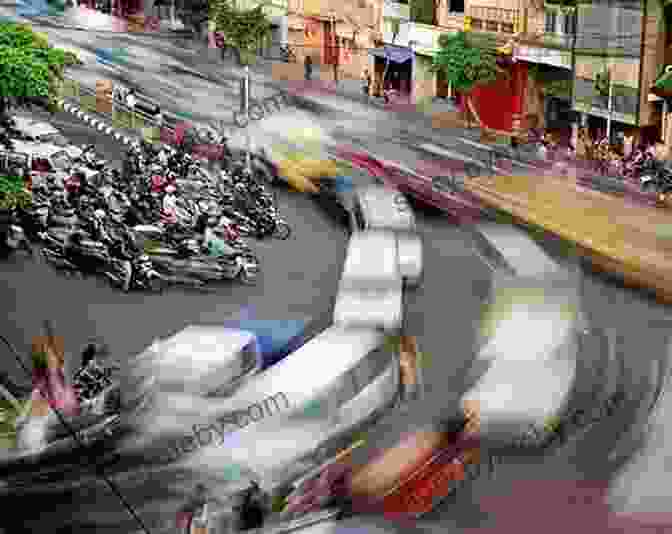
[0,330,152,534]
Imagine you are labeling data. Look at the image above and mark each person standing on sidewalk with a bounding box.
[361,69,371,101]
[304,55,313,82]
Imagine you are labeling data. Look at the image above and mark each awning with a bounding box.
[368,45,413,63]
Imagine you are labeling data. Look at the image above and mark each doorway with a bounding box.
[436,68,449,99]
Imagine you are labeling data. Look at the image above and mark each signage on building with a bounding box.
[408,23,447,55]
[514,45,571,70]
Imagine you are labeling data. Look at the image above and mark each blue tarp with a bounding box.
[334,175,354,193]
[221,318,308,369]
[369,45,414,63]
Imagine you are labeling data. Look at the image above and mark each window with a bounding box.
[545,10,557,33]
[31,158,52,172]
[449,0,464,13]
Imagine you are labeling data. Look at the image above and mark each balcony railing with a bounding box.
[468,5,519,34]
[381,19,445,53]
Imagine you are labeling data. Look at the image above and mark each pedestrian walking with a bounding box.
[361,69,371,101]
[304,55,313,82]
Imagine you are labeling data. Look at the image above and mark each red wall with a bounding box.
[468,62,527,134]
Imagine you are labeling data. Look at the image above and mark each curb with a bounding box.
[58,99,139,146]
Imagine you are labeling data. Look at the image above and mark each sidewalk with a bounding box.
[167,43,485,147]
[464,173,672,305]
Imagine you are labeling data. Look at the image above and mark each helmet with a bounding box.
[94,209,106,219]
[165,185,176,194]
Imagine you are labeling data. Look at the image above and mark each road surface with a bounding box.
[0,16,670,534]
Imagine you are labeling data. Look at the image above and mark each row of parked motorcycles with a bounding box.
[2,140,292,292]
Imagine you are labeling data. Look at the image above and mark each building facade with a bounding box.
[378,0,464,102]
[456,0,670,145]
[287,0,384,81]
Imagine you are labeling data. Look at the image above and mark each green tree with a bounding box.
[0,22,81,149]
[410,0,435,25]
[211,0,272,65]
[0,22,81,117]
[430,31,505,94]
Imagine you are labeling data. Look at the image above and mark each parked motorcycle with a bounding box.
[0,211,32,259]
[129,254,164,292]
[148,248,259,285]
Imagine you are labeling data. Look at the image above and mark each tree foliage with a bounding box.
[431,31,504,93]
[0,22,81,118]
[410,0,434,25]
[211,0,272,65]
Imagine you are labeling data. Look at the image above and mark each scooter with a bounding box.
[148,245,259,285]
[0,211,32,259]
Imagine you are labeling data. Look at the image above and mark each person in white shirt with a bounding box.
[125,91,137,110]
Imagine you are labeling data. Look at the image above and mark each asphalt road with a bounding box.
[2,155,672,534]
[0,15,671,533]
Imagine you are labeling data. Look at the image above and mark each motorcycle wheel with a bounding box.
[273,221,291,240]
[239,265,259,285]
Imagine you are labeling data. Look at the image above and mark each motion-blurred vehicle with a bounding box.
[183,325,404,497]
[333,146,486,220]
[333,231,403,332]
[309,175,356,231]
[467,221,574,279]
[459,222,587,446]
[352,185,423,287]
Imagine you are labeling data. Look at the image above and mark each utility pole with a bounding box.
[245,64,251,172]
[606,68,614,143]
[331,12,339,85]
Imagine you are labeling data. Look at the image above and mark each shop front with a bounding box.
[368,45,414,99]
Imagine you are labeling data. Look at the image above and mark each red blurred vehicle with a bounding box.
[332,146,487,221]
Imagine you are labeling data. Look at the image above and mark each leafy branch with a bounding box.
[0,22,81,117]
[431,31,506,93]
[211,0,272,65]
